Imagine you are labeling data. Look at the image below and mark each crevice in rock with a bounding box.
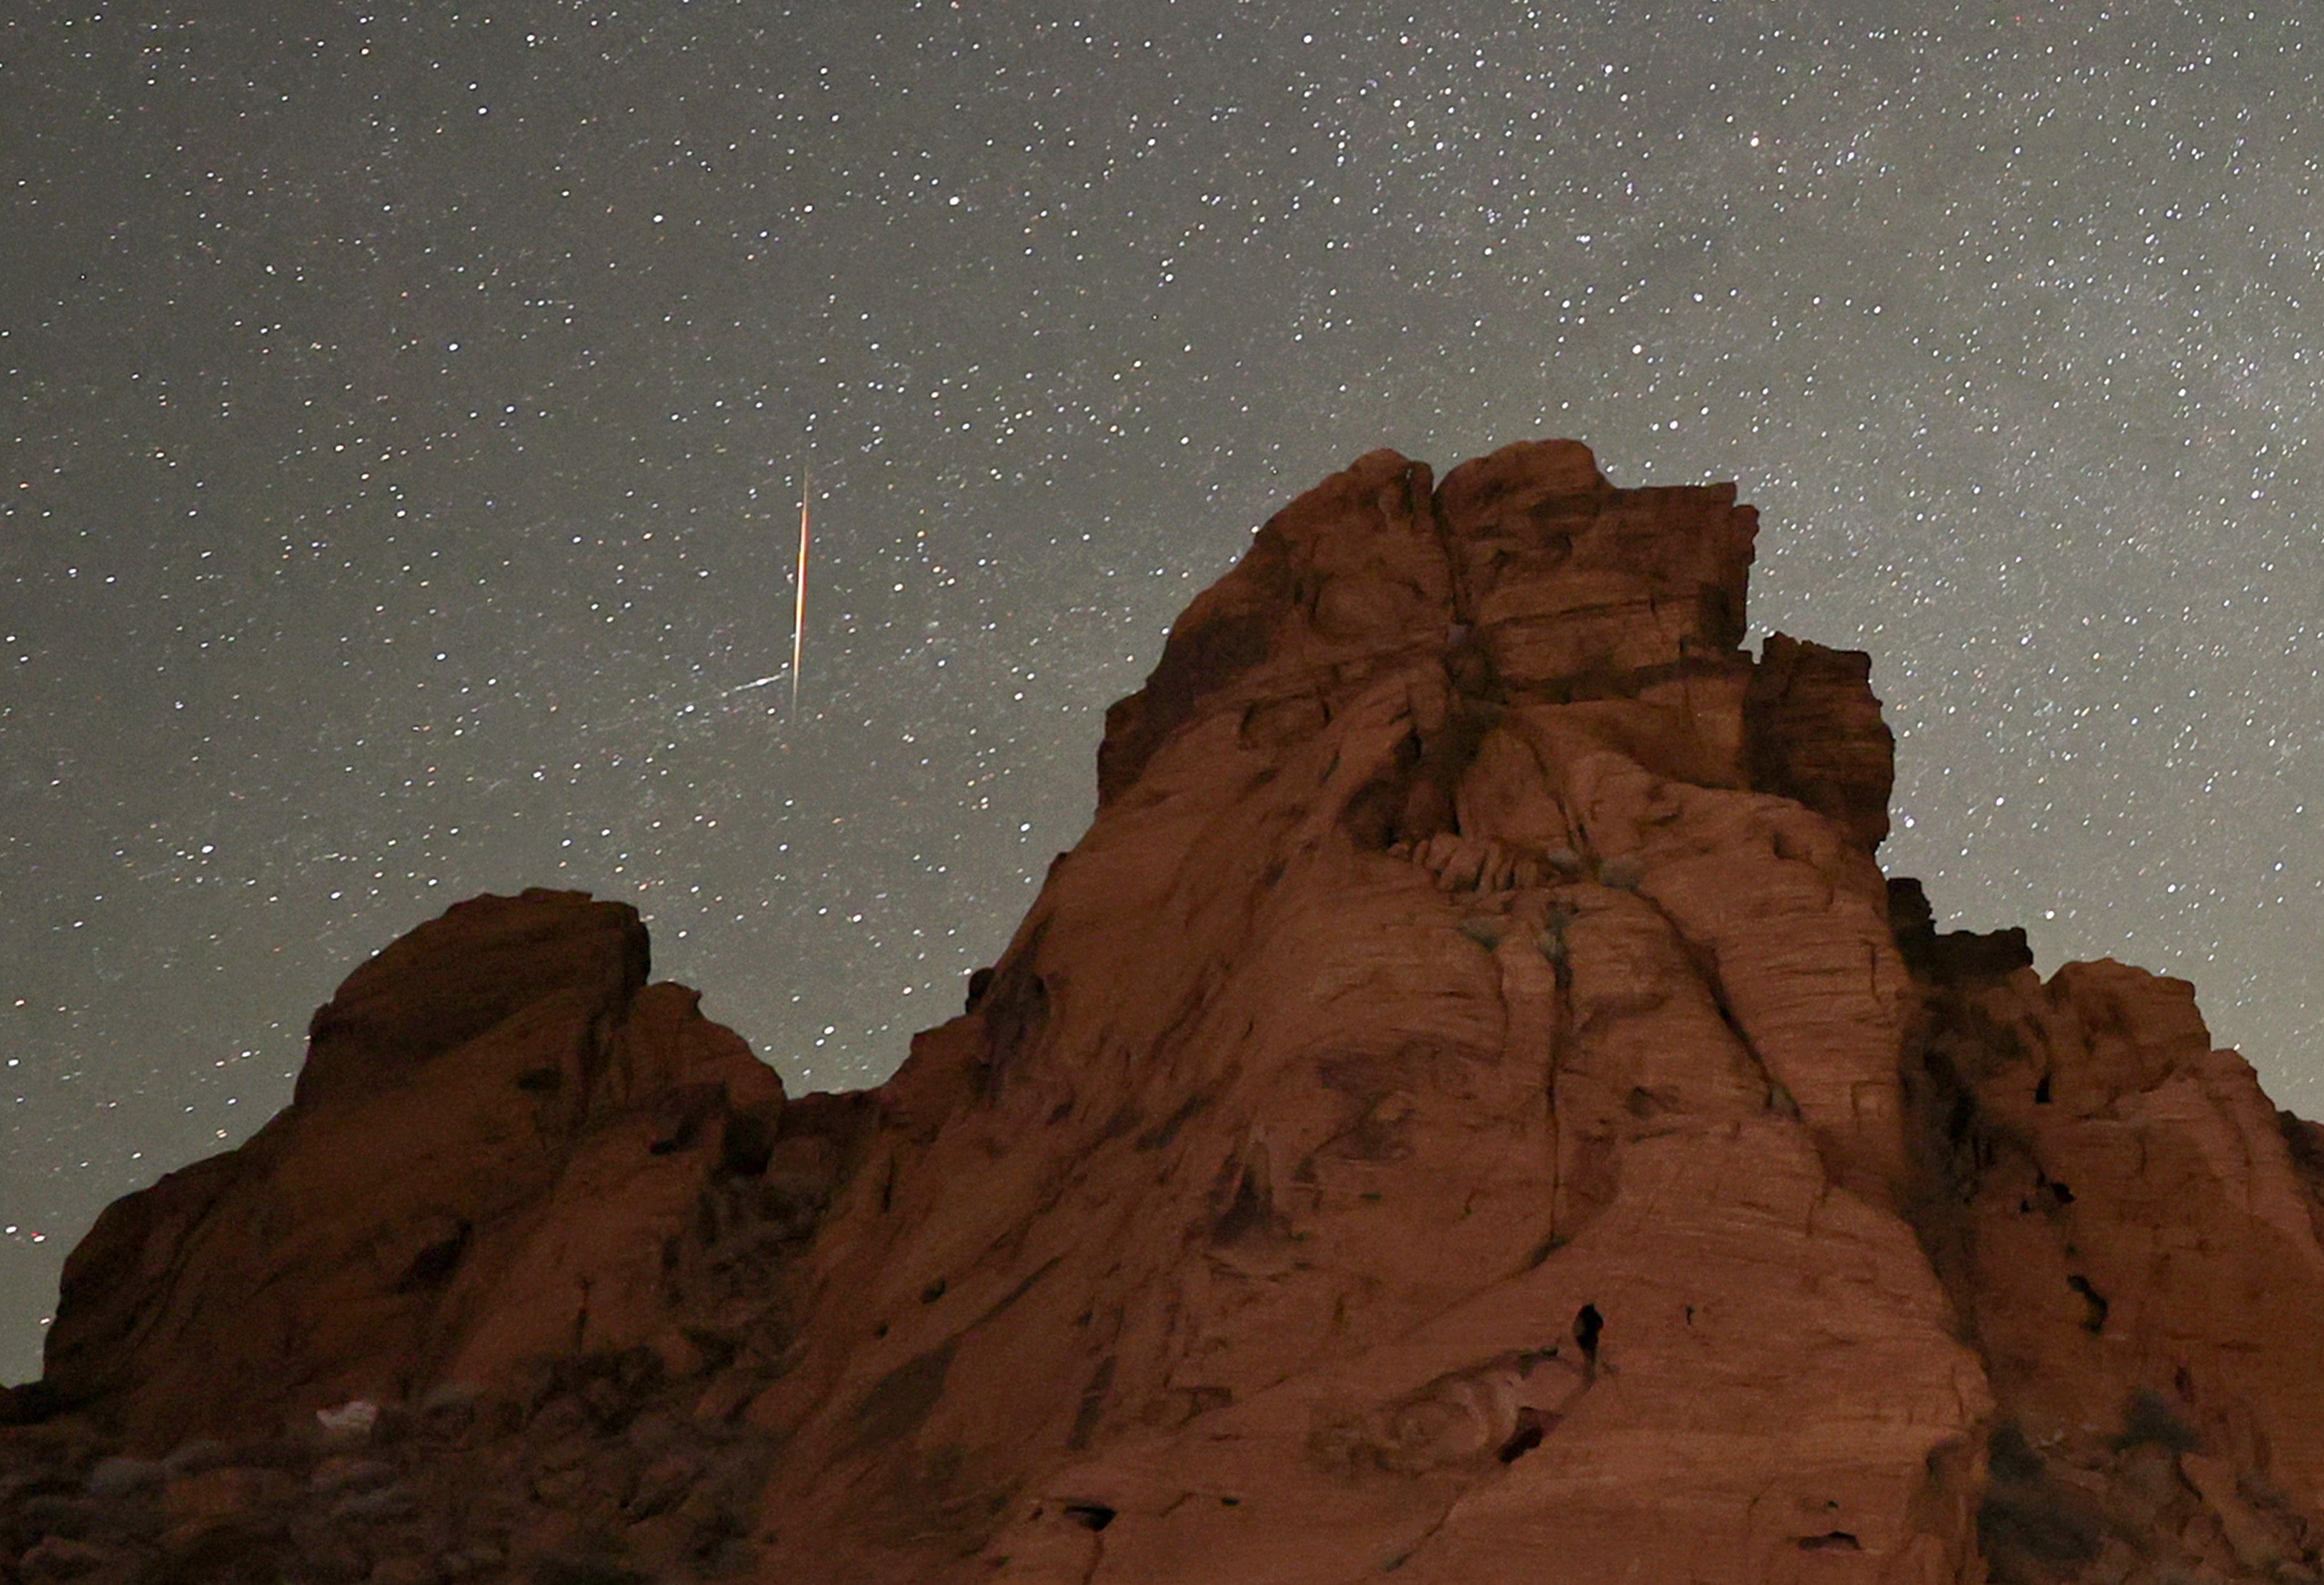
[1065,1357,1116,1451]
[1620,881,1809,1147]
[391,1220,472,1296]
[1134,1092,1211,1153]
[1796,1531,1861,1551]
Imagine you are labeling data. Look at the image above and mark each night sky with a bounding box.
[4,2,2318,1382]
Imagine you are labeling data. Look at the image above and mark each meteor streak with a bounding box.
[792,458,810,720]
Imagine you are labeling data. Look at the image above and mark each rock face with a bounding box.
[4,441,2321,1585]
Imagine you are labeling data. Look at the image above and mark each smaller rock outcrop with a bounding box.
[1893,881,2324,1581]
[41,889,788,1453]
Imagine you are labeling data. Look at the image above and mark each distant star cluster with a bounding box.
[4,2,2318,1381]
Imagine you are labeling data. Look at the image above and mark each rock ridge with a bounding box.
[2,441,2319,1585]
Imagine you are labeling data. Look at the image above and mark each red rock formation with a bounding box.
[6,442,2320,1585]
[1894,888,2324,1581]
[747,443,1979,1583]
[40,889,784,1452]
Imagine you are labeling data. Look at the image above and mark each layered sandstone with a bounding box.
[4,442,2320,1585]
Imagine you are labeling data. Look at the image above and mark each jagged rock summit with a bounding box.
[5,441,2323,1585]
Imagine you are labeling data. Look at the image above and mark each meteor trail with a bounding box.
[792,458,810,720]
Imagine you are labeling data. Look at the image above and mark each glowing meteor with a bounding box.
[791,458,810,719]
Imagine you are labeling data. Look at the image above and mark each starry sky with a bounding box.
[4,1,2318,1382]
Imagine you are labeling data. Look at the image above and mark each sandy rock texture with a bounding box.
[4,441,2320,1585]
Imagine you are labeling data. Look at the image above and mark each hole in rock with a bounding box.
[1572,1303,1604,1364]
[1797,1532,1861,1552]
[1338,776,1405,850]
[1063,1503,1117,1532]
[2066,1274,2109,1334]
[515,1066,563,1093]
[1495,1407,1550,1464]
[2033,1072,2053,1104]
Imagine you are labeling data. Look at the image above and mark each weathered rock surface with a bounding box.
[3,441,2319,1585]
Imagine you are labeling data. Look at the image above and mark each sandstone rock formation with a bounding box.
[41,888,788,1451]
[3,441,2319,1585]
